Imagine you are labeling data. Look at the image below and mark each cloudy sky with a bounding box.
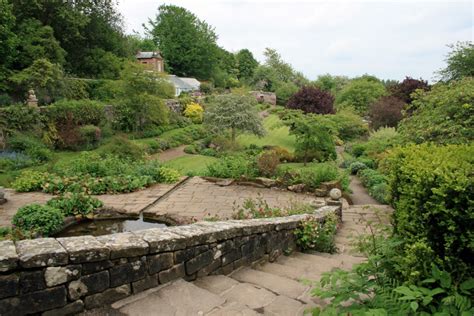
[118,0,473,82]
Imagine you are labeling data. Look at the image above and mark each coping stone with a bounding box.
[97,232,149,259]
[0,241,18,272]
[57,236,110,263]
[15,238,68,268]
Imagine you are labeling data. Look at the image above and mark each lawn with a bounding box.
[163,155,218,175]
[237,114,296,151]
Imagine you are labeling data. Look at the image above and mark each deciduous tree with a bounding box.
[204,94,264,143]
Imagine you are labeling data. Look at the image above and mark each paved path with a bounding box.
[144,177,324,221]
[349,175,381,205]
[0,177,323,227]
[0,182,179,227]
[99,204,392,315]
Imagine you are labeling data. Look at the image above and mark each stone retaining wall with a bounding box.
[0,205,340,315]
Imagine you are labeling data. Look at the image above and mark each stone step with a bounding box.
[111,279,225,315]
[230,268,310,300]
[292,252,363,270]
[254,261,323,282]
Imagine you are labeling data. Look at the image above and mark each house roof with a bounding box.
[179,78,201,90]
[136,51,162,59]
[167,75,195,90]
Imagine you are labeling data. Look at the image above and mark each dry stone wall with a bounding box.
[0,205,340,315]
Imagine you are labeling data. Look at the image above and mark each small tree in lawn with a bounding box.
[286,113,336,165]
[286,86,335,114]
[204,94,265,143]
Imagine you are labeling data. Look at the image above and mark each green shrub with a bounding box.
[350,143,367,157]
[386,143,473,280]
[369,182,391,204]
[0,105,44,134]
[47,192,103,217]
[329,109,368,141]
[0,152,34,171]
[12,204,64,237]
[157,167,181,183]
[349,161,367,175]
[206,154,257,179]
[47,99,106,126]
[12,170,48,192]
[7,133,52,163]
[278,163,340,189]
[184,144,198,154]
[78,125,101,149]
[98,136,144,161]
[364,127,400,157]
[398,77,474,144]
[200,148,217,157]
[257,151,280,177]
[358,168,387,188]
[295,213,338,253]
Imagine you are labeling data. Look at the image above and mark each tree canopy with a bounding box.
[204,94,265,142]
[336,77,387,115]
[147,5,219,80]
[437,41,474,82]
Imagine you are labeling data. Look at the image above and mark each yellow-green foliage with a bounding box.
[385,143,473,280]
[183,102,204,123]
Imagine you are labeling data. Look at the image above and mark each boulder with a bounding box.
[287,183,305,193]
[320,180,342,191]
[329,188,342,200]
[314,188,328,197]
[254,177,277,188]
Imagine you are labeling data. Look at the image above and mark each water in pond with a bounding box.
[56,216,167,237]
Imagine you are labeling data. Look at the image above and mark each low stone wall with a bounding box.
[0,205,340,315]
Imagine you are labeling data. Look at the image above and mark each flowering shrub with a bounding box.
[295,213,338,253]
[183,102,204,123]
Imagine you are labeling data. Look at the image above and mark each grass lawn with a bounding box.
[163,155,218,175]
[238,114,296,151]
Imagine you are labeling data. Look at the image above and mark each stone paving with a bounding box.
[0,182,179,227]
[0,177,323,227]
[144,177,324,220]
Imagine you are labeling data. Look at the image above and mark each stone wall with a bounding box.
[0,206,340,315]
[250,91,277,105]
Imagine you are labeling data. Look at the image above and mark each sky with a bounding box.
[117,0,474,82]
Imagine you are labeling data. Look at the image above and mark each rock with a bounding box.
[68,271,109,300]
[329,188,342,200]
[254,177,277,188]
[314,188,328,197]
[216,179,234,186]
[0,187,6,204]
[45,265,81,287]
[135,228,187,253]
[0,241,18,272]
[57,236,110,263]
[109,257,147,287]
[97,232,148,259]
[235,181,266,188]
[148,252,174,274]
[84,284,131,309]
[158,263,185,284]
[19,270,45,294]
[288,183,306,193]
[320,180,342,191]
[16,238,68,268]
[42,300,84,316]
[81,260,113,275]
[13,286,67,314]
[0,274,18,299]
[132,275,158,293]
[185,250,213,275]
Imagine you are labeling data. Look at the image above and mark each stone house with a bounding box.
[136,51,164,72]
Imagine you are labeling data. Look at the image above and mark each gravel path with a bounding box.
[349,175,381,205]
[152,145,189,162]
